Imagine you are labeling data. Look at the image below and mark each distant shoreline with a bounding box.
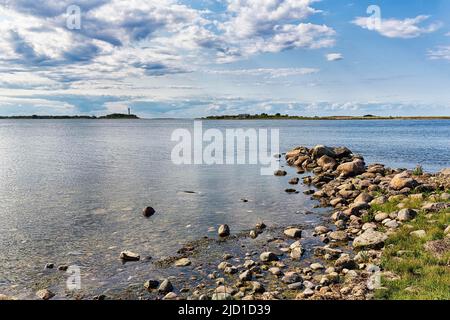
[202,114,450,120]
[0,113,139,120]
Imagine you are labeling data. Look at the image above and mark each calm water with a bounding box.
[0,119,449,298]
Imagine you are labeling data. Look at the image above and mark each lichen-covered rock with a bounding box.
[353,229,387,249]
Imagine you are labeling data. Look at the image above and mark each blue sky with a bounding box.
[0,0,450,117]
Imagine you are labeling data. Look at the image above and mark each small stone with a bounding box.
[57,265,69,271]
[310,263,324,270]
[224,266,238,274]
[144,280,159,290]
[175,258,191,267]
[410,230,426,238]
[374,212,389,222]
[281,271,302,284]
[289,177,300,185]
[268,267,282,276]
[260,252,278,262]
[222,253,233,260]
[397,208,417,222]
[239,270,252,281]
[36,289,55,300]
[44,263,54,269]
[314,226,330,235]
[249,230,258,239]
[158,279,173,293]
[163,292,178,300]
[288,282,304,290]
[218,261,231,270]
[119,250,140,261]
[329,231,348,242]
[251,281,265,293]
[290,246,304,260]
[274,170,287,176]
[385,220,399,229]
[143,206,156,217]
[243,260,255,269]
[302,288,314,297]
[284,227,302,238]
[218,224,230,237]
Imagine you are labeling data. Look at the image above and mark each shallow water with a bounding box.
[0,119,449,298]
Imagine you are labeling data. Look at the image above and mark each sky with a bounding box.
[0,0,450,118]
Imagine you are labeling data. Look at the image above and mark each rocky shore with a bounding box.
[1,145,449,301]
[132,145,449,301]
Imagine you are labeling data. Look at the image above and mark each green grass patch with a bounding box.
[375,208,450,300]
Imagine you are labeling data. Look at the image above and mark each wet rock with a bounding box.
[314,226,330,235]
[144,280,159,290]
[119,250,140,261]
[175,258,191,267]
[163,292,178,300]
[239,270,252,281]
[389,172,418,190]
[251,281,265,293]
[285,188,298,194]
[224,266,238,274]
[274,170,287,176]
[143,206,156,217]
[288,282,304,290]
[44,263,54,269]
[289,177,300,185]
[260,252,279,262]
[284,227,302,239]
[255,222,267,230]
[337,159,365,177]
[57,265,69,271]
[218,224,230,237]
[243,260,255,269]
[212,292,232,300]
[329,231,349,242]
[281,271,302,284]
[397,208,417,221]
[36,289,55,300]
[290,246,304,260]
[222,253,233,260]
[249,230,258,239]
[218,261,232,270]
[158,279,174,293]
[353,229,387,249]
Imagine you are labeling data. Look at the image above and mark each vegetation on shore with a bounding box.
[203,113,450,120]
[0,113,139,119]
[373,195,450,300]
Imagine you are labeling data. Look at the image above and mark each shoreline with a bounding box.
[1,145,449,301]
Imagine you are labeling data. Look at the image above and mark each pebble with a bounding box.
[174,258,191,267]
[119,251,140,261]
[284,227,302,238]
[260,252,278,262]
[36,289,55,300]
[218,224,230,237]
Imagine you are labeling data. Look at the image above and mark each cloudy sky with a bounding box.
[0,0,450,117]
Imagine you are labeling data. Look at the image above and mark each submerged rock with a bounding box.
[119,250,140,261]
[284,227,302,239]
[218,224,230,237]
[143,206,156,217]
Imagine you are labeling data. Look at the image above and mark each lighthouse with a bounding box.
[127,107,131,115]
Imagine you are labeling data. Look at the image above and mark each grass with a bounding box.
[374,204,450,300]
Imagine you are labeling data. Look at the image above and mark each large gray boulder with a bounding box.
[353,229,387,249]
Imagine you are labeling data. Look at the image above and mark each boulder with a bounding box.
[336,159,365,177]
[329,231,348,242]
[317,155,337,171]
[389,172,418,190]
[311,145,336,159]
[333,146,352,158]
[353,229,387,249]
